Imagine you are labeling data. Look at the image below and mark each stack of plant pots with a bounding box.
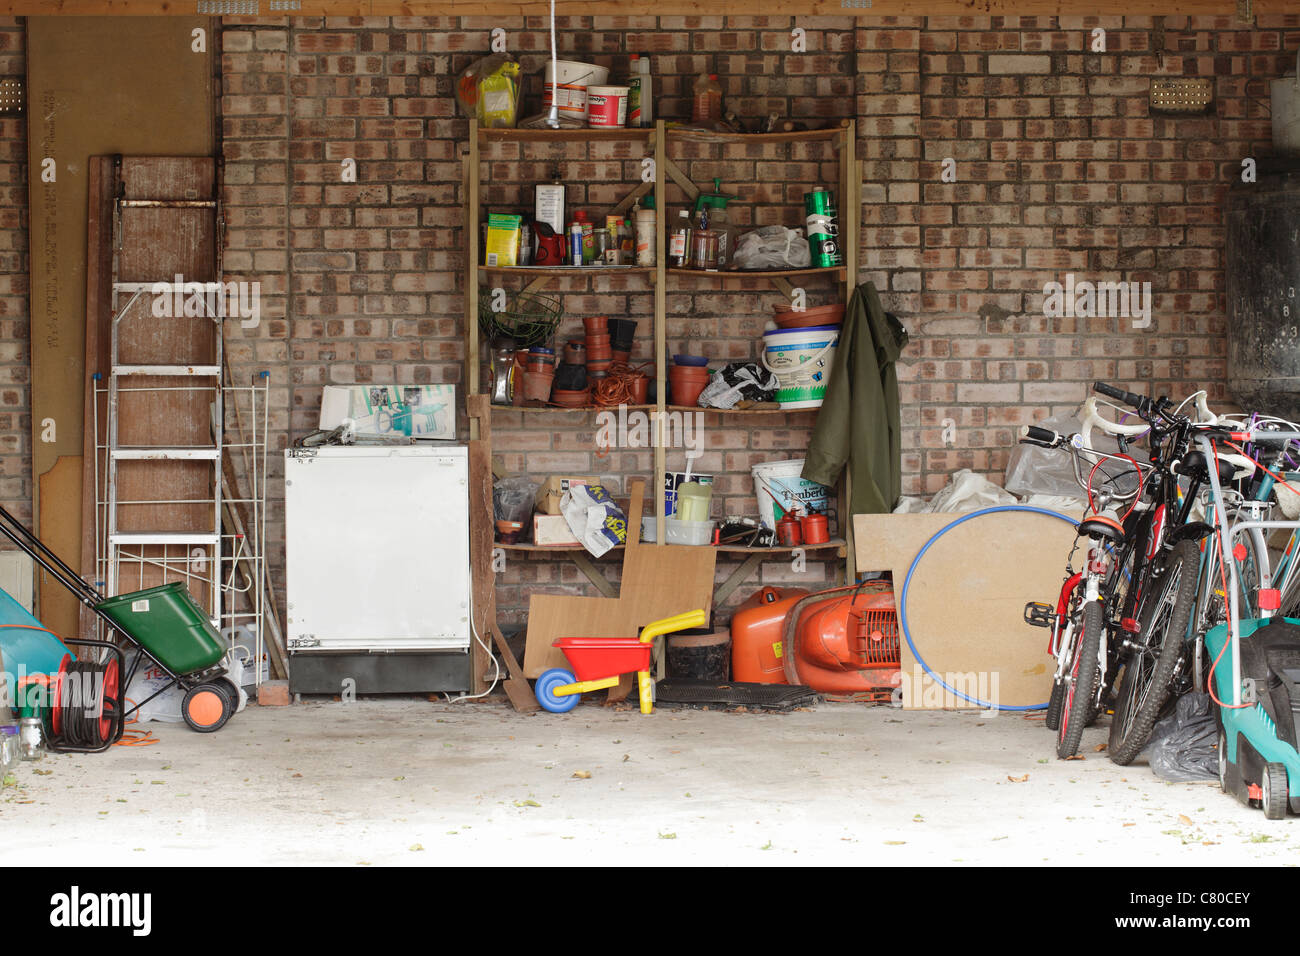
[668,354,711,407]
[584,315,612,384]
[608,319,636,365]
[552,339,589,406]
[522,346,556,402]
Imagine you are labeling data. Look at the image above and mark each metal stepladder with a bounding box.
[97,165,226,631]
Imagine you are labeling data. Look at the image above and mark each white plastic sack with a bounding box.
[560,482,628,557]
[892,496,927,514]
[926,469,1017,513]
[123,651,185,724]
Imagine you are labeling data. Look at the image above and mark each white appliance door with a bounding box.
[284,445,471,651]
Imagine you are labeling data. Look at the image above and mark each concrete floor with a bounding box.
[1,696,1293,865]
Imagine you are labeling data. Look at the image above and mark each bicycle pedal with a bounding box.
[1023,602,1055,628]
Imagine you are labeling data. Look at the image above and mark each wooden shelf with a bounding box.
[479,127,655,143]
[479,266,654,278]
[666,126,846,145]
[485,402,816,416]
[489,403,657,415]
[667,266,846,280]
[497,538,846,556]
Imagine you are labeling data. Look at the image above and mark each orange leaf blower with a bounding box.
[730,583,900,700]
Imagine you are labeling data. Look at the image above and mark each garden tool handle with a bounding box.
[639,609,708,644]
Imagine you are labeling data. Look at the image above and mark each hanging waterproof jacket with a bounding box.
[801,282,909,515]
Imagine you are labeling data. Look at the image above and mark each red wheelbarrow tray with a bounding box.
[552,637,651,682]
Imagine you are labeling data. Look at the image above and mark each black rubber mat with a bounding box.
[655,679,820,711]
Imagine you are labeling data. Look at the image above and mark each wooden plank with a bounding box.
[79,156,114,639]
[571,552,618,598]
[667,266,845,280]
[481,127,653,144]
[467,394,538,710]
[713,553,764,605]
[0,1,1286,15]
[654,121,667,547]
[661,156,699,205]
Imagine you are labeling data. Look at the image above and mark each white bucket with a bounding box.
[542,60,610,120]
[586,85,629,128]
[751,458,830,529]
[761,325,839,409]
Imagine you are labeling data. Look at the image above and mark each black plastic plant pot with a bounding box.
[554,362,588,391]
[607,318,637,349]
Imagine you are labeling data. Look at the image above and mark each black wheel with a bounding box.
[214,677,242,712]
[1057,600,1102,759]
[1108,540,1200,765]
[1263,762,1289,820]
[1044,678,1066,731]
[182,683,232,733]
[1218,728,1230,793]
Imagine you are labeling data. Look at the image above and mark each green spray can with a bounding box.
[804,188,843,268]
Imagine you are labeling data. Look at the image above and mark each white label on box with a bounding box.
[131,599,150,613]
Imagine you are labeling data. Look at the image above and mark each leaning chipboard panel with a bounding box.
[283,445,471,652]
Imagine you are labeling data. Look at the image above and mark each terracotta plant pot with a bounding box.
[496,519,523,544]
[629,375,649,404]
[612,349,631,365]
[583,315,610,334]
[522,369,555,402]
[551,388,590,408]
[670,378,708,407]
[563,340,586,364]
[584,332,611,348]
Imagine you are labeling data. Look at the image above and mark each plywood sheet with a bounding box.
[854,510,1078,710]
[26,16,214,627]
[523,481,717,679]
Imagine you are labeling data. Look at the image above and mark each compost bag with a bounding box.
[1144,691,1217,782]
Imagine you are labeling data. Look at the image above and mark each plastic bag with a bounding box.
[732,226,810,271]
[699,362,778,409]
[455,55,521,128]
[493,476,539,524]
[1004,412,1128,499]
[561,482,628,557]
[1145,691,1218,782]
[123,650,185,723]
[925,469,1018,513]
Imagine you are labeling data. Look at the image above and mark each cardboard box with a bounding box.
[534,475,599,516]
[319,385,456,440]
[532,513,580,547]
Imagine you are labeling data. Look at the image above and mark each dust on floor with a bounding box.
[0,698,1290,865]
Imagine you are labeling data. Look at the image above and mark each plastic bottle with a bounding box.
[698,178,739,269]
[620,217,635,261]
[691,73,723,127]
[670,208,694,268]
[629,55,653,128]
[634,200,656,267]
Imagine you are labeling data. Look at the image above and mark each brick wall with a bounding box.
[0,18,26,523]
[854,14,1298,495]
[4,14,1300,630]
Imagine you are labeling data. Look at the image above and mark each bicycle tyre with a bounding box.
[1045,678,1065,731]
[1057,599,1102,759]
[1107,539,1200,765]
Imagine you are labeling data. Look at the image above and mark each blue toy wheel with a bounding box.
[535,668,579,713]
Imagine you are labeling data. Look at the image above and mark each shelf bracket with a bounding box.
[522,275,554,297]
[613,180,654,216]
[572,552,618,599]
[769,277,797,301]
[661,156,701,203]
[713,553,766,605]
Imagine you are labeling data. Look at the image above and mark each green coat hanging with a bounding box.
[801,282,909,516]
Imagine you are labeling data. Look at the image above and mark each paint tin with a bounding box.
[586,85,630,128]
[804,188,843,268]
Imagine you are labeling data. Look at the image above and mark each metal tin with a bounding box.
[804,188,843,268]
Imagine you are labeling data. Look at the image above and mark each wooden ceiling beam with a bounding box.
[0,1,1286,19]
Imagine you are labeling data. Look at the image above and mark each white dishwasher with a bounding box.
[283,444,472,694]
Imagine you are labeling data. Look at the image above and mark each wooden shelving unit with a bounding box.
[464,118,859,575]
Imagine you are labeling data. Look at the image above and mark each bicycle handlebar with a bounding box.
[1093,381,1149,412]
[1019,424,1062,447]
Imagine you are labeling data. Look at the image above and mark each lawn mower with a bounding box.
[1199,430,1300,818]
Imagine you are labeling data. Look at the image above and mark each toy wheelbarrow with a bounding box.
[534,609,708,714]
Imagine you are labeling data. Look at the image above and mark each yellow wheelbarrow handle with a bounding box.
[638,608,708,644]
[636,608,708,715]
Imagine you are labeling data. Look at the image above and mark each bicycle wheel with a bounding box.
[1107,539,1200,765]
[1057,599,1103,759]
